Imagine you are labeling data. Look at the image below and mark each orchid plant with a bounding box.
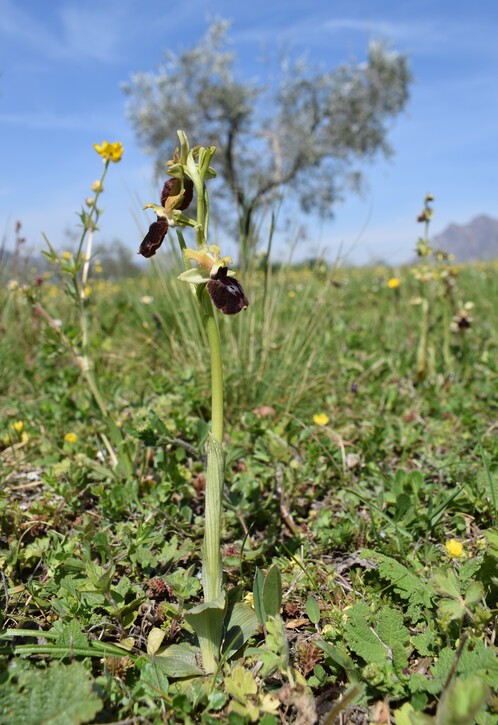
[138,131,257,676]
[413,194,466,382]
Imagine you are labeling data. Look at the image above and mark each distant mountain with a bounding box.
[431,214,498,262]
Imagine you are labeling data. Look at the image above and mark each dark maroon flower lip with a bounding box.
[138,177,194,258]
[138,218,169,258]
[206,267,249,315]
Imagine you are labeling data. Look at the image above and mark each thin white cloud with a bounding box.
[322,17,443,43]
[0,0,129,63]
[235,12,498,61]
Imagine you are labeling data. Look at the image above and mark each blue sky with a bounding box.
[1,0,497,265]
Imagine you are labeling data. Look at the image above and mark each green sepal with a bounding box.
[177,268,210,285]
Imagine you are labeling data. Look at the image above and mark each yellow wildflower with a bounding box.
[93,141,124,163]
[94,262,103,274]
[13,421,24,433]
[387,277,400,289]
[91,180,103,192]
[313,413,330,426]
[64,432,78,444]
[445,539,464,558]
[244,592,254,608]
[7,280,19,291]
[140,295,154,305]
[288,290,296,298]
[61,251,73,260]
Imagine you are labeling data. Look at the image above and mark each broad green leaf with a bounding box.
[412,629,435,657]
[207,690,228,711]
[155,642,204,677]
[410,639,498,696]
[263,565,282,618]
[438,599,466,621]
[253,568,265,625]
[55,620,88,650]
[464,581,484,606]
[306,595,320,624]
[223,601,260,656]
[344,603,411,670]
[360,549,434,618]
[139,660,169,699]
[433,570,461,599]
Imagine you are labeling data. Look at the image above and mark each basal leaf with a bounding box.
[222,601,260,656]
[155,642,204,678]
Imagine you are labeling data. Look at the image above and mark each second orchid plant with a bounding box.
[139,131,255,675]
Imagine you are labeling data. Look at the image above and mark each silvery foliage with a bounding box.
[123,20,411,252]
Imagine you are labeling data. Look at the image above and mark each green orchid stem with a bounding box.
[202,303,224,602]
[199,250,225,674]
[205,310,224,445]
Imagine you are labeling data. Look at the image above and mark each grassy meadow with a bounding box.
[1,247,498,723]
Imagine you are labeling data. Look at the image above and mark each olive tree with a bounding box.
[123,20,412,266]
